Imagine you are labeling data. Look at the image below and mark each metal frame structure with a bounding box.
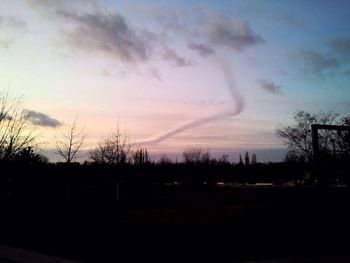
[311,124,350,186]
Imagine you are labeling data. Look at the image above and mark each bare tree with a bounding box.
[90,126,130,165]
[14,146,49,164]
[132,148,150,165]
[201,150,211,164]
[238,154,243,165]
[183,147,202,163]
[182,147,210,164]
[244,151,250,166]
[276,110,348,161]
[55,118,87,163]
[251,153,257,164]
[333,116,350,154]
[158,154,172,165]
[218,154,229,164]
[0,90,36,161]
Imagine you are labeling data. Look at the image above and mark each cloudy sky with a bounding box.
[1,0,350,161]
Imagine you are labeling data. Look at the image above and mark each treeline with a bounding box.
[0,154,311,185]
[0,90,260,166]
[1,90,349,187]
[0,159,312,206]
[1,90,349,165]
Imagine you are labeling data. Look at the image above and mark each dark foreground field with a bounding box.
[1,183,350,262]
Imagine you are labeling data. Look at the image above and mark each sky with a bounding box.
[1,0,350,162]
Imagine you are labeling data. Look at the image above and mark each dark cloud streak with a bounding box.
[134,61,244,146]
[61,12,151,63]
[328,38,350,59]
[299,50,339,74]
[206,15,263,52]
[295,37,350,79]
[0,16,26,49]
[296,38,350,79]
[187,42,214,57]
[149,67,162,81]
[258,79,282,95]
[0,39,13,49]
[25,0,98,14]
[25,1,263,65]
[24,109,62,128]
[25,0,153,63]
[0,16,26,29]
[162,47,192,67]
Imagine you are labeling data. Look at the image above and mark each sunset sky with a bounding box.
[1,0,350,162]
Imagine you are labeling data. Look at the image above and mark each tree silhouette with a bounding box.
[133,148,150,165]
[201,149,211,164]
[245,151,250,166]
[55,118,87,163]
[251,153,257,164]
[334,116,350,154]
[90,126,130,165]
[218,154,229,164]
[0,90,36,161]
[276,110,349,161]
[14,146,48,164]
[182,147,210,164]
[158,154,172,165]
[238,154,243,166]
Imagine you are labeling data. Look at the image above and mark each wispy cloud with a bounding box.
[205,15,263,52]
[162,47,192,67]
[258,79,282,95]
[25,0,154,63]
[294,37,350,79]
[149,67,162,81]
[299,50,339,75]
[187,42,214,57]
[25,1,263,66]
[61,12,152,63]
[150,8,262,56]
[101,69,111,77]
[25,0,198,67]
[25,0,98,14]
[273,13,302,27]
[0,16,26,29]
[150,7,187,33]
[0,16,26,49]
[24,109,62,127]
[134,61,244,145]
[0,39,13,49]
[328,38,350,59]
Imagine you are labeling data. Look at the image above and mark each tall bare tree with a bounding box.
[0,90,36,161]
[251,153,257,164]
[276,110,349,161]
[90,126,130,165]
[244,151,250,166]
[182,147,210,164]
[158,154,172,165]
[55,118,87,163]
[132,148,150,165]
